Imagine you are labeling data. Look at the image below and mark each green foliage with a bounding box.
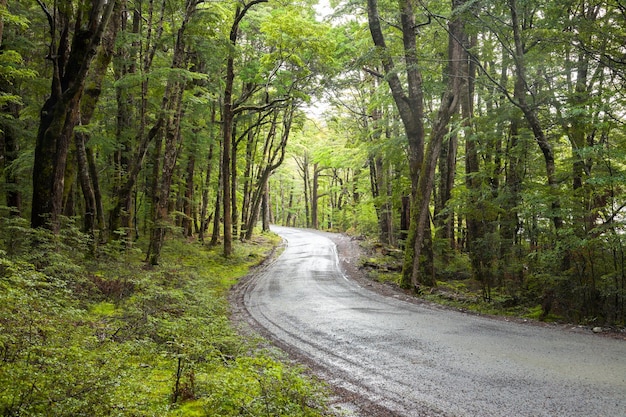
[0,50,37,107]
[200,356,328,416]
[0,255,123,416]
[0,220,329,416]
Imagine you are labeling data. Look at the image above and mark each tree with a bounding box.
[75,1,121,238]
[366,0,427,288]
[147,0,199,265]
[0,2,35,215]
[31,0,116,231]
[367,0,465,289]
[222,0,268,257]
[109,0,167,238]
[243,104,295,239]
[507,0,562,232]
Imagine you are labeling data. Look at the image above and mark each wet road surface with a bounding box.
[242,226,626,416]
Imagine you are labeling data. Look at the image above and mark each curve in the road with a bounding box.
[242,226,626,417]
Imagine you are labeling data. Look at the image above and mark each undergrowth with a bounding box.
[356,237,560,322]
[0,217,330,416]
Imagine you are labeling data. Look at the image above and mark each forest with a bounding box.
[0,0,625,414]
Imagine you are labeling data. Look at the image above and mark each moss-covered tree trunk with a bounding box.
[367,0,426,288]
[1,99,22,214]
[31,0,116,231]
[147,0,195,265]
[75,2,120,237]
[199,106,217,242]
[182,146,196,238]
[367,0,466,289]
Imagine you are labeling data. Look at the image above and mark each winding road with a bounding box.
[240,226,626,417]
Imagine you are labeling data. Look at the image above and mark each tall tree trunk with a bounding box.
[110,0,136,235]
[371,154,393,245]
[464,23,492,298]
[409,0,467,289]
[367,0,427,288]
[240,115,258,238]
[182,149,196,237]
[367,0,465,289]
[295,152,311,228]
[1,101,21,214]
[75,133,96,232]
[465,67,487,296]
[434,131,457,252]
[240,111,272,238]
[210,152,222,247]
[31,0,116,231]
[110,0,165,238]
[147,0,195,265]
[508,0,562,231]
[75,1,120,237]
[435,26,464,254]
[87,147,106,233]
[410,98,460,288]
[501,64,524,257]
[311,162,320,230]
[262,180,270,232]
[222,0,268,257]
[562,4,601,236]
[366,77,394,245]
[231,119,240,240]
[285,188,295,226]
[223,46,234,255]
[303,158,311,228]
[199,134,216,242]
[244,105,292,240]
[147,97,184,265]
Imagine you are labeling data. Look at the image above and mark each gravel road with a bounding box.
[234,226,626,417]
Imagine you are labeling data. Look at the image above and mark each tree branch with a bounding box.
[233,97,290,115]
[362,67,384,79]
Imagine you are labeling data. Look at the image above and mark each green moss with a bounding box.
[171,400,206,416]
[90,301,117,316]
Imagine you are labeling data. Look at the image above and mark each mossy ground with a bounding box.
[0,220,330,416]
